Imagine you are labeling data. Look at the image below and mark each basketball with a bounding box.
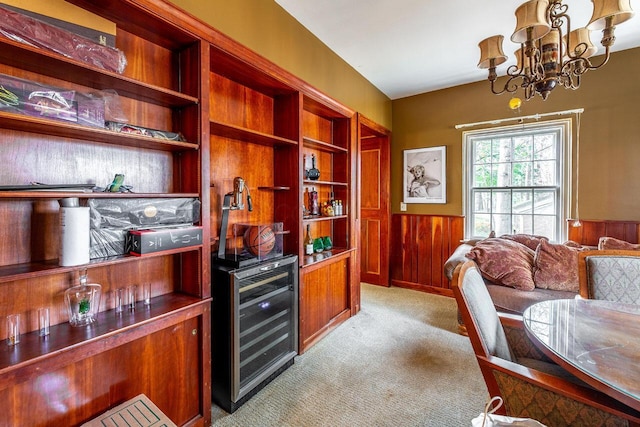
[244,225,276,256]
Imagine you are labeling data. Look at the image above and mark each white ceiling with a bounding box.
[275,0,640,100]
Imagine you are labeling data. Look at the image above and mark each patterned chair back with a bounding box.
[579,250,640,304]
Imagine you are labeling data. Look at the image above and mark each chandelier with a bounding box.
[477,0,635,100]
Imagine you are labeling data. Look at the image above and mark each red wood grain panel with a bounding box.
[391,214,464,295]
[567,219,640,246]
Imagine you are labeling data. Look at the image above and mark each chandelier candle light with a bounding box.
[478,0,634,100]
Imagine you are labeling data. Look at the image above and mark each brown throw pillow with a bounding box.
[533,240,584,292]
[499,233,549,251]
[598,236,640,250]
[466,238,535,291]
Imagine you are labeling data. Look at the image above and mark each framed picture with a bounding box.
[403,146,446,204]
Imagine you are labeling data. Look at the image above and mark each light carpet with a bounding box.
[211,283,489,426]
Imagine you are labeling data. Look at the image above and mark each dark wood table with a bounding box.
[523,299,640,412]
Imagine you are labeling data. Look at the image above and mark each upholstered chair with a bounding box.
[578,250,640,304]
[452,260,640,427]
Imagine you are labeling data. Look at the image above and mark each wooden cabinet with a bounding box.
[301,96,351,264]
[0,1,211,425]
[298,95,358,353]
[206,54,358,355]
[299,254,350,352]
[0,0,361,423]
[208,45,299,255]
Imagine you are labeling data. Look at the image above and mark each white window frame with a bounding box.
[462,119,572,243]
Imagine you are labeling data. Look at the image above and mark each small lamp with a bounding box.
[511,0,551,44]
[565,28,597,58]
[587,0,635,30]
[478,35,508,69]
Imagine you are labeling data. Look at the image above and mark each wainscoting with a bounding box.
[567,219,640,246]
[389,216,640,297]
[390,214,464,296]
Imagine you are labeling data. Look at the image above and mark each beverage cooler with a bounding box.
[210,254,298,413]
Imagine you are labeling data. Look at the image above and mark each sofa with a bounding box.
[445,234,640,326]
[444,239,576,317]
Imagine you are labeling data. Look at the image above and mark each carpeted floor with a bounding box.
[211,283,489,426]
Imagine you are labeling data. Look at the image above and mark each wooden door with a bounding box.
[358,115,391,286]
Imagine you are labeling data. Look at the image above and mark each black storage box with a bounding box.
[127,226,202,255]
[89,198,200,258]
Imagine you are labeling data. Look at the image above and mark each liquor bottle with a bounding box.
[328,191,335,216]
[305,224,314,255]
[307,154,320,180]
[309,187,320,216]
[303,155,309,179]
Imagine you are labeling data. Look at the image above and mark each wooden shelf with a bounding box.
[66,0,200,50]
[302,136,348,153]
[0,112,199,152]
[303,179,348,186]
[210,121,298,147]
[302,215,348,223]
[301,247,352,268]
[258,186,291,191]
[0,294,210,390]
[0,191,199,200]
[0,38,199,108]
[0,245,202,284]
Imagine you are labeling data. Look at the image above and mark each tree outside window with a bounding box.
[463,120,571,242]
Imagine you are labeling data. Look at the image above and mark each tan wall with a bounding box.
[391,47,640,222]
[168,0,392,130]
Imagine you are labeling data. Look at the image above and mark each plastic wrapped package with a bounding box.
[97,89,129,123]
[0,5,126,74]
[88,198,201,258]
[106,122,186,142]
[90,198,200,228]
[0,73,105,128]
[89,228,128,259]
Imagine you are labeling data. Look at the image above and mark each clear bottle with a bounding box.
[305,224,314,255]
[65,269,101,327]
[328,191,336,216]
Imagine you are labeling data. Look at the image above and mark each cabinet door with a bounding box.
[299,256,349,353]
[0,315,204,426]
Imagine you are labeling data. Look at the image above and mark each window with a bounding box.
[463,119,571,242]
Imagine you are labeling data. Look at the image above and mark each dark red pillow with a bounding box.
[533,240,585,292]
[466,238,535,291]
[499,234,548,251]
[598,236,640,250]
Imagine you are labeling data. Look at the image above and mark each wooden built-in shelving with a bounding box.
[0,38,199,107]
[302,136,348,153]
[0,245,202,284]
[0,294,209,390]
[0,112,199,152]
[210,121,298,147]
[0,1,211,425]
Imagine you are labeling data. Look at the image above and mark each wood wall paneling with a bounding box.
[390,214,464,296]
[567,219,640,246]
